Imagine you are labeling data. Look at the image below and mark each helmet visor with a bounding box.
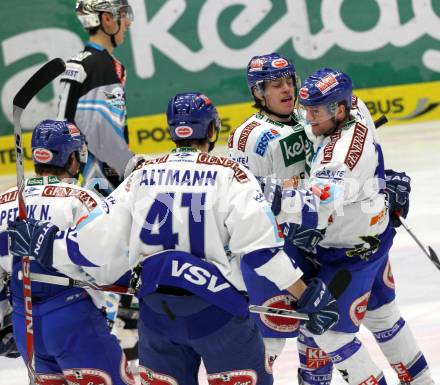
[297,102,338,125]
[78,142,88,164]
[118,5,134,23]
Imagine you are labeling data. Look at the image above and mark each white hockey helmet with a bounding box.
[75,0,134,30]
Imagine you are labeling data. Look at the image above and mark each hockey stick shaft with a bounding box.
[396,214,440,270]
[26,272,311,320]
[12,58,66,384]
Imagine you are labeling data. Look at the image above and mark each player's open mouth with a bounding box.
[281,96,292,104]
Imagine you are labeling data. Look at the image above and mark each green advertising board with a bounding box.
[1,0,440,173]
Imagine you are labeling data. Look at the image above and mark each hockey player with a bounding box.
[228,52,321,362]
[58,0,134,195]
[0,120,134,384]
[7,92,341,385]
[294,68,434,385]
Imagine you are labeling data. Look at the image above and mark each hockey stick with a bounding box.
[249,268,352,321]
[395,213,440,270]
[22,269,352,320]
[373,116,440,270]
[13,58,66,384]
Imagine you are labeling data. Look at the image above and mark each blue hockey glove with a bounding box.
[257,177,282,216]
[296,278,339,335]
[384,169,411,227]
[0,313,20,358]
[7,219,59,268]
[283,223,325,253]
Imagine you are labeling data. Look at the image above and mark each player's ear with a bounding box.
[252,85,264,102]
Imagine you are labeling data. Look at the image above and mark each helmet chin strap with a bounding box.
[99,14,122,48]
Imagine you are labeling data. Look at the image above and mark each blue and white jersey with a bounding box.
[51,148,303,292]
[0,177,109,312]
[306,97,389,248]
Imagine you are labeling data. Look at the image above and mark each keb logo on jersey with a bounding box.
[33,148,53,163]
[349,291,371,326]
[271,58,288,68]
[175,126,194,138]
[316,74,339,94]
[260,295,300,333]
[306,348,330,368]
[279,131,309,167]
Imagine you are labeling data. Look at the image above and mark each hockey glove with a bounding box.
[384,169,411,227]
[257,176,282,216]
[283,223,325,253]
[0,313,20,358]
[296,278,339,335]
[123,154,150,179]
[7,219,59,268]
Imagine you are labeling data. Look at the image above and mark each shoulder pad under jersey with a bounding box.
[60,60,88,83]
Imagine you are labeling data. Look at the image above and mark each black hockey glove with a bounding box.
[283,223,325,253]
[0,314,20,358]
[257,176,282,216]
[7,219,59,268]
[296,278,339,335]
[384,169,411,227]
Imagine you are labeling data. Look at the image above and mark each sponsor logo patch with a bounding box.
[237,121,260,152]
[392,362,412,383]
[383,260,395,289]
[316,74,339,94]
[63,368,112,385]
[254,129,280,157]
[299,87,309,99]
[306,348,330,369]
[249,58,265,72]
[42,186,97,211]
[0,190,18,205]
[208,369,258,385]
[321,131,342,164]
[139,366,178,385]
[344,122,368,170]
[279,131,309,167]
[359,375,380,385]
[259,295,300,333]
[33,148,53,164]
[349,291,371,327]
[271,58,288,68]
[175,126,194,138]
[346,235,380,260]
[197,153,249,183]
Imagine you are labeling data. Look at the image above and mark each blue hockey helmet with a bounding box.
[246,52,298,93]
[31,120,87,167]
[299,68,352,108]
[167,92,221,142]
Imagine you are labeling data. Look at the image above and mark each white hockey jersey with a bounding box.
[51,148,303,292]
[306,97,389,248]
[228,113,313,187]
[0,176,110,310]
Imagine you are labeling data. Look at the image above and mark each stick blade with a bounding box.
[428,246,440,270]
[328,268,352,299]
[13,58,66,110]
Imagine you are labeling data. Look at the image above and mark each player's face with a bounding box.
[262,77,295,117]
[301,104,346,136]
[113,8,132,45]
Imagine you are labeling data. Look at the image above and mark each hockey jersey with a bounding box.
[58,42,133,192]
[50,148,303,292]
[306,97,389,248]
[0,176,111,312]
[228,112,314,188]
